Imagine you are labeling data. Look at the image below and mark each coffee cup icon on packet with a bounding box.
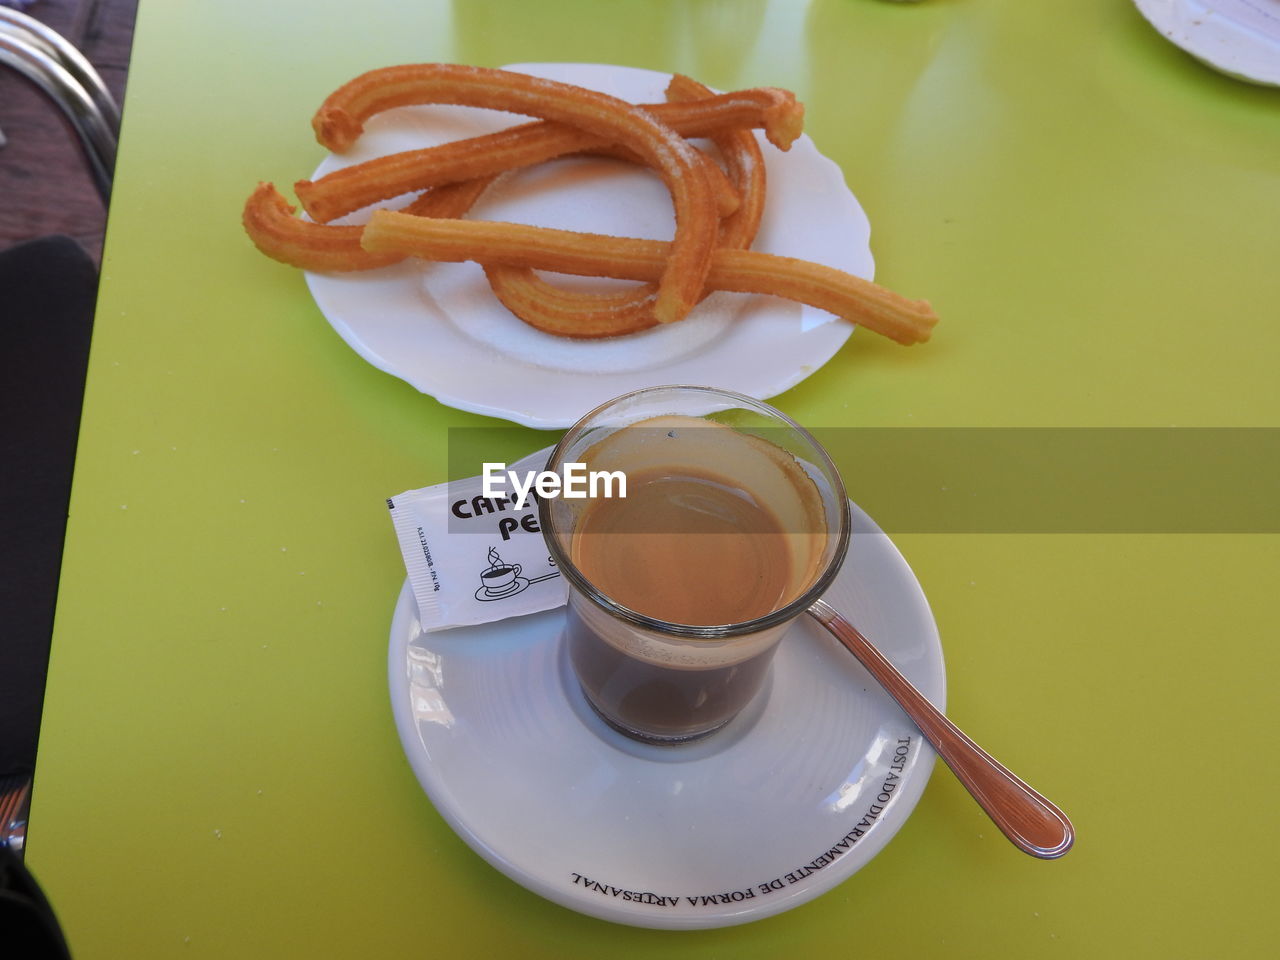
[476,547,528,600]
[387,447,566,631]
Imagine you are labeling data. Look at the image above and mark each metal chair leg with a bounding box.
[0,7,119,202]
[1,5,121,131]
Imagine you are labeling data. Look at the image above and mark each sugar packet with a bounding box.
[387,446,568,631]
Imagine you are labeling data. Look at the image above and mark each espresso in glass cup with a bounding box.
[540,386,850,744]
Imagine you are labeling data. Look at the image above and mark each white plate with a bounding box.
[306,62,873,429]
[388,500,944,929]
[1134,0,1280,85]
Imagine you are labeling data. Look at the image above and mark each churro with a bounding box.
[242,179,493,272]
[361,210,939,346]
[242,137,739,274]
[307,64,718,324]
[296,86,801,224]
[482,74,768,338]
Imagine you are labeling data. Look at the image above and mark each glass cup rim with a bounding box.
[539,385,851,640]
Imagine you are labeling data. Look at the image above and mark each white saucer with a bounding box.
[306,62,873,429]
[388,501,945,929]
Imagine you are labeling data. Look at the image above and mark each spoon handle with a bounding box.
[807,599,1074,859]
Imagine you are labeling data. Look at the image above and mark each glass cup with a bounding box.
[539,386,850,744]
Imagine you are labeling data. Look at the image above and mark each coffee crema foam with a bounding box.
[568,588,790,670]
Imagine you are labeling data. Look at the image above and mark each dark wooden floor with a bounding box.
[1,0,139,264]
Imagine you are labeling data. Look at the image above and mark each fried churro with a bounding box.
[242,179,493,272]
[361,209,938,345]
[295,86,801,224]
[482,73,768,338]
[243,133,740,275]
[311,63,719,325]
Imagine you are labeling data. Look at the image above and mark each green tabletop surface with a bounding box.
[27,0,1279,957]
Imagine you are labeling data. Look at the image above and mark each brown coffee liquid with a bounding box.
[565,602,778,741]
[569,466,793,626]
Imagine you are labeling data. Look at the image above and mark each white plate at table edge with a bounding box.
[306,62,873,430]
[1133,0,1280,86]
[388,499,944,929]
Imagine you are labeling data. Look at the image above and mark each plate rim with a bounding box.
[1133,0,1280,85]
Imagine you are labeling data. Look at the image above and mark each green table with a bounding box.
[29,1,1278,956]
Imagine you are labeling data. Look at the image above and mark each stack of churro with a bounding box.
[242,64,938,345]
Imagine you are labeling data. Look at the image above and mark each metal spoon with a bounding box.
[807,599,1075,859]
